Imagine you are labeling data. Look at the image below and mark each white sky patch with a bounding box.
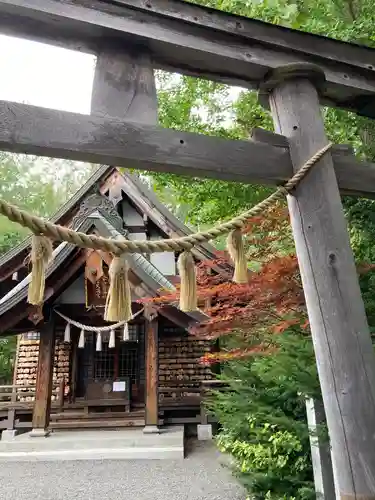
[0,35,95,113]
[0,34,243,186]
[0,34,243,117]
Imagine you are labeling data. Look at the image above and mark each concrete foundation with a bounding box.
[197,424,213,441]
[143,425,160,434]
[29,428,50,438]
[1,430,20,441]
[0,426,184,462]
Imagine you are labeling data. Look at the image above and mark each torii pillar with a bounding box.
[260,63,375,497]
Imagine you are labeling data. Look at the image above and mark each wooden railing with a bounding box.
[0,379,65,430]
[199,380,232,425]
[158,379,231,424]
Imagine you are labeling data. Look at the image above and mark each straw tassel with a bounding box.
[227,229,248,284]
[27,235,53,305]
[123,322,129,342]
[109,329,116,348]
[104,255,132,322]
[78,329,85,348]
[63,322,71,343]
[96,331,102,352]
[177,251,197,312]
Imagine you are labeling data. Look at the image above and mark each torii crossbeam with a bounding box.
[1,0,375,497]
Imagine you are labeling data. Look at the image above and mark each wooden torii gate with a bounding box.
[1,0,375,496]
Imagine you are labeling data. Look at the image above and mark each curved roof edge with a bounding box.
[0,166,219,279]
[0,165,114,271]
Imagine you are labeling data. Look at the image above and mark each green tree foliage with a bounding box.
[153,14,375,496]
[210,331,319,499]
[0,336,17,384]
[153,0,375,226]
[152,6,375,496]
[0,153,97,254]
[0,154,97,380]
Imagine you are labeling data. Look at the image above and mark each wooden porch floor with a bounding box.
[50,407,147,430]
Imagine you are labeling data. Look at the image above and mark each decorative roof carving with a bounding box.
[72,193,125,234]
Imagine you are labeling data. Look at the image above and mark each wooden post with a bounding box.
[31,317,55,436]
[92,47,157,123]
[114,336,119,380]
[90,46,158,205]
[144,316,159,432]
[6,389,17,431]
[305,398,336,499]
[6,335,21,432]
[262,63,375,497]
[200,385,208,425]
[70,329,78,403]
[91,45,159,428]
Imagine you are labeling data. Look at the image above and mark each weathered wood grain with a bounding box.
[91,44,161,425]
[0,100,374,196]
[0,0,375,115]
[269,73,375,496]
[145,318,159,427]
[305,398,336,499]
[70,330,78,403]
[112,0,375,72]
[32,319,55,431]
[92,48,158,123]
[0,100,289,184]
[91,46,158,210]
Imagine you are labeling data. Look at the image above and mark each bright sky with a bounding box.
[0,34,96,113]
[0,33,241,116]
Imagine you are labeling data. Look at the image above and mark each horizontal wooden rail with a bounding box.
[0,101,374,197]
[0,379,65,431]
[0,382,62,402]
[159,387,202,394]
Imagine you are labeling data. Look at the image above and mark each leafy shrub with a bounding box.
[209,330,320,499]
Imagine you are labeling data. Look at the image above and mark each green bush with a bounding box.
[209,331,320,499]
[0,336,17,383]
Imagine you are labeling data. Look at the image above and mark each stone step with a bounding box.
[51,410,145,421]
[50,418,145,429]
[0,427,185,461]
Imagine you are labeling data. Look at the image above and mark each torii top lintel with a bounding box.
[1,0,375,118]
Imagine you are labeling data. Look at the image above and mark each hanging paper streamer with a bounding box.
[78,329,85,349]
[28,235,53,305]
[63,322,71,343]
[123,322,129,342]
[177,251,197,312]
[109,329,116,348]
[96,331,102,352]
[104,255,132,322]
[227,229,248,284]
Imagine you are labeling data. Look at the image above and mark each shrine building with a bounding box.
[0,166,218,435]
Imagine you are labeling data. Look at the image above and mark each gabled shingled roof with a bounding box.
[0,167,218,281]
[0,203,208,334]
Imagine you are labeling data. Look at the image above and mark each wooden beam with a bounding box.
[0,101,372,200]
[267,65,375,496]
[92,48,158,124]
[31,316,55,435]
[0,100,289,185]
[1,0,375,116]
[144,316,159,429]
[0,100,374,196]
